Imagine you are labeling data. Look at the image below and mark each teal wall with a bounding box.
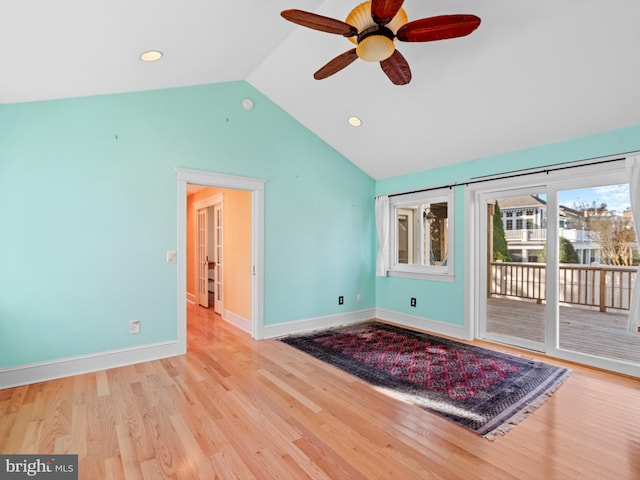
[375,124,640,325]
[0,81,376,369]
[2,77,638,371]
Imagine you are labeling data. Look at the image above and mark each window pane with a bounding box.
[427,202,448,265]
[397,210,411,264]
[395,201,448,266]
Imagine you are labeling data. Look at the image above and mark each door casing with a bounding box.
[177,168,266,353]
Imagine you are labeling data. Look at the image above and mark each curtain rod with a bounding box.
[385,155,628,198]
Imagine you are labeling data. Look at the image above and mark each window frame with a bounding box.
[387,189,455,282]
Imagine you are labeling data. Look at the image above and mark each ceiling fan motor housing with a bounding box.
[346,1,408,62]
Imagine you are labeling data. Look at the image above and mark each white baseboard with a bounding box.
[0,341,182,390]
[0,309,468,390]
[260,308,376,339]
[223,310,251,334]
[186,292,196,304]
[374,308,468,340]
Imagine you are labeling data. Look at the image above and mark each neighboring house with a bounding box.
[497,195,599,263]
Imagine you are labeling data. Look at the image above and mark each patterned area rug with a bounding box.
[281,321,571,440]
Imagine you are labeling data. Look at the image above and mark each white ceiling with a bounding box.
[2,0,639,180]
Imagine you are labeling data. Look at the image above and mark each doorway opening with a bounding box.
[176,168,266,354]
[190,191,224,314]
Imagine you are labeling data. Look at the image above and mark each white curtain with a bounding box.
[627,156,640,333]
[375,195,390,276]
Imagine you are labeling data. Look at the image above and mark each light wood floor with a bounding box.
[1,304,639,479]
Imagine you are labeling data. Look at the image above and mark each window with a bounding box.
[388,189,454,280]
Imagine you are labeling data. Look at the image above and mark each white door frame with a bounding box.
[176,168,266,353]
[476,185,548,353]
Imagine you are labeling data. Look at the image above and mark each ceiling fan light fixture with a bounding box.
[346,2,375,43]
[386,7,409,33]
[356,35,395,62]
[139,50,163,62]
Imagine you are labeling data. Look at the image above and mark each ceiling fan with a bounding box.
[281,0,481,85]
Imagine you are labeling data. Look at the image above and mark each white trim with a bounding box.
[387,188,455,280]
[223,310,251,334]
[387,271,455,282]
[259,308,469,343]
[261,309,376,339]
[464,186,478,341]
[193,193,223,210]
[176,168,266,349]
[186,291,196,304]
[252,187,265,339]
[177,168,267,191]
[0,341,180,390]
[375,308,469,340]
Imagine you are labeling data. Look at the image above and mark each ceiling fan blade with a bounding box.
[396,14,481,42]
[380,49,412,85]
[314,49,359,80]
[370,0,405,26]
[281,9,358,36]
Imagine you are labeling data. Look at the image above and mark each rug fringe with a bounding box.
[483,369,572,441]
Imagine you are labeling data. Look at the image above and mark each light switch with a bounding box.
[166,250,177,264]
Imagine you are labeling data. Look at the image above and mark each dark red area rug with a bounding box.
[281,321,570,440]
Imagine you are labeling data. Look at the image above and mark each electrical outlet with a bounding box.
[410,297,417,307]
[356,294,361,303]
[129,320,141,335]
[338,296,344,305]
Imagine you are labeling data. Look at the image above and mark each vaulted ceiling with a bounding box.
[2,1,639,179]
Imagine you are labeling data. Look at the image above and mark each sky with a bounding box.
[558,184,631,214]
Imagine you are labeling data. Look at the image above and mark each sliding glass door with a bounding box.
[480,187,548,352]
[556,184,640,364]
[471,158,640,375]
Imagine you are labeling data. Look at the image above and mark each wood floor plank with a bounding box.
[1,303,639,479]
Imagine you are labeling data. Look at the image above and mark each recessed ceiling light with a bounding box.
[348,116,362,127]
[139,50,163,62]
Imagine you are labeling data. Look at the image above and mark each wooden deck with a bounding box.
[487,297,640,364]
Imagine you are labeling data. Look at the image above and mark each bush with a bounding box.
[538,237,580,263]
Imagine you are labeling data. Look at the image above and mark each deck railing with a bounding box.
[490,262,637,311]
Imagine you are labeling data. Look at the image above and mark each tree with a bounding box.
[539,237,580,264]
[574,201,636,266]
[492,201,512,261]
[588,215,636,265]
